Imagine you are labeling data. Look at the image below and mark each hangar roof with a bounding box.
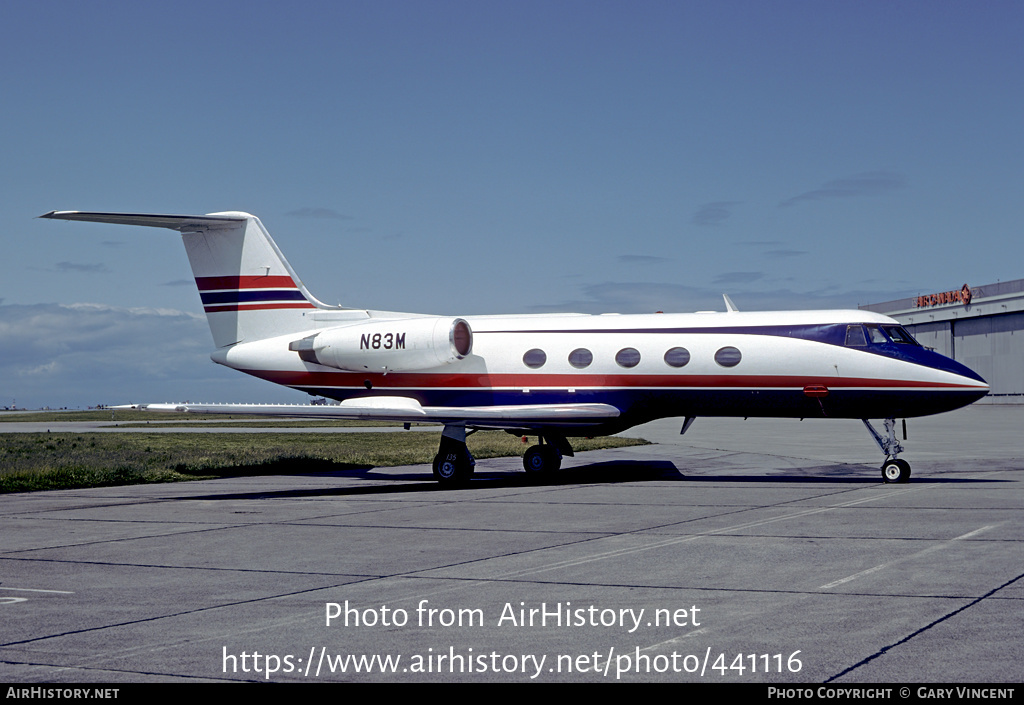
[860,278,1024,324]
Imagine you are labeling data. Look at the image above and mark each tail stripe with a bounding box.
[199,290,311,306]
[196,274,315,313]
[195,275,298,290]
[203,302,316,313]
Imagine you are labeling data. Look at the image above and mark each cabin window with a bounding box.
[715,346,742,367]
[845,325,867,347]
[523,349,547,369]
[568,348,593,369]
[664,347,690,368]
[615,348,641,368]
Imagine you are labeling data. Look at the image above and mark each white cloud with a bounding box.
[780,172,906,208]
[692,201,741,226]
[0,303,303,409]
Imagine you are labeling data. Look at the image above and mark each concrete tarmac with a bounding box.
[1,405,1021,683]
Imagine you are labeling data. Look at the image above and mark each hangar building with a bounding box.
[860,279,1024,402]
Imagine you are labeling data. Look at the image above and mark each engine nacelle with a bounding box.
[289,317,473,372]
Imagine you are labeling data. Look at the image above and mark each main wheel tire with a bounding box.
[881,458,911,483]
[433,448,472,486]
[523,445,561,474]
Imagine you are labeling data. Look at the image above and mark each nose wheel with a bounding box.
[881,457,911,483]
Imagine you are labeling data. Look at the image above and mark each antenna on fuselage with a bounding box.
[723,294,739,312]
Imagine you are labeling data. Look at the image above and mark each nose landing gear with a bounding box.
[863,418,911,483]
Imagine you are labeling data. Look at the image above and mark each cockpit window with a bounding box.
[845,325,867,346]
[847,323,920,347]
[867,326,888,344]
[882,326,919,345]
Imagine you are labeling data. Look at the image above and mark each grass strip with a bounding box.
[0,431,647,493]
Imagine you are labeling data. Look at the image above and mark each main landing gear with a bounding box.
[522,434,573,476]
[862,418,911,483]
[432,424,475,487]
[431,426,576,487]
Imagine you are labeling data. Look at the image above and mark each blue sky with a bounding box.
[2,1,1022,408]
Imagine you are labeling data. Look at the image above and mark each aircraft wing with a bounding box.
[116,398,620,429]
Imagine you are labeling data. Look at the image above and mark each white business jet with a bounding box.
[41,210,989,486]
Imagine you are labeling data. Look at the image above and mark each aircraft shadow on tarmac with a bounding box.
[179,459,1008,501]
[186,460,682,500]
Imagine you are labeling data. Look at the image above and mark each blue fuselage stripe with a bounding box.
[289,386,987,426]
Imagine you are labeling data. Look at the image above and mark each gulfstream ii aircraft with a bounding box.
[42,210,989,486]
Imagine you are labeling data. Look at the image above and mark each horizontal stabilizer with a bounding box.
[40,211,248,231]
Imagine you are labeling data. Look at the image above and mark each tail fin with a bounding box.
[40,211,336,348]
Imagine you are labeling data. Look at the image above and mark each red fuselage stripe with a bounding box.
[243,370,980,390]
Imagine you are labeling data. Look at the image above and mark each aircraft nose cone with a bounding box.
[946,369,989,411]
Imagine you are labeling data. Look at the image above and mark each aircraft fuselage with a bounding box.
[213,309,988,436]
